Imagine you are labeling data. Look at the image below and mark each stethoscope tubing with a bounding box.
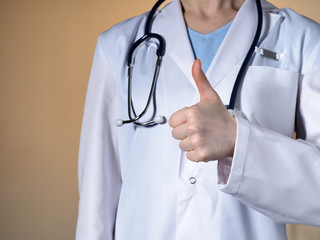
[117,0,263,127]
[127,56,163,126]
[228,0,263,110]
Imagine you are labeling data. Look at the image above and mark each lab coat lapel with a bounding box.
[205,0,258,88]
[151,0,197,177]
[206,0,282,88]
[153,0,196,87]
[152,0,282,95]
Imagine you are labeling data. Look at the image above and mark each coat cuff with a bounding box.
[217,110,250,194]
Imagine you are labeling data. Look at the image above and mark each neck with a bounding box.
[181,0,243,13]
[180,0,245,33]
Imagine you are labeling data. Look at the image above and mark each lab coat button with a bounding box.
[189,177,196,184]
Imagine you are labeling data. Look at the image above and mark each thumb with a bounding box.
[192,59,217,101]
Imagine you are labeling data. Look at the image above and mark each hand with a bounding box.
[169,59,237,162]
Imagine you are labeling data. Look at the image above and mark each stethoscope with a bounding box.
[116,0,263,127]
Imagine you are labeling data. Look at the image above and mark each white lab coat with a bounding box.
[76,0,320,239]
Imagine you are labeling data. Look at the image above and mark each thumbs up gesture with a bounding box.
[169,59,237,162]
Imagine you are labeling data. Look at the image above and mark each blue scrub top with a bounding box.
[187,21,232,73]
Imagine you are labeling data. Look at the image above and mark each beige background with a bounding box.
[0,0,319,239]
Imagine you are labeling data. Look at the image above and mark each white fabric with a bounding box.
[76,0,320,239]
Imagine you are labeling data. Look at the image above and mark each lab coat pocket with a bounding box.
[236,66,299,136]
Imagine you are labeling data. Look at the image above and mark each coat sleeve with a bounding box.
[76,34,121,239]
[217,37,320,226]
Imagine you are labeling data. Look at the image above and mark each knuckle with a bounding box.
[196,147,210,162]
[168,115,176,127]
[185,107,197,119]
[168,118,174,127]
[198,149,208,161]
[186,152,197,162]
[179,140,186,150]
[171,128,178,139]
[189,134,202,147]
[186,123,198,135]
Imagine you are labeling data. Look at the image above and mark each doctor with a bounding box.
[76,0,320,239]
